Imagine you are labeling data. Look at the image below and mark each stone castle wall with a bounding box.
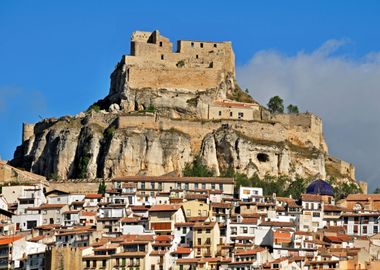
[117,113,326,154]
[124,30,235,91]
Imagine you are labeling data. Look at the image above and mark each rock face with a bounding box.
[9,30,357,182]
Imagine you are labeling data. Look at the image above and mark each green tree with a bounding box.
[374,187,380,194]
[286,178,307,200]
[183,155,214,177]
[334,182,362,200]
[287,104,299,114]
[267,96,284,114]
[98,179,106,195]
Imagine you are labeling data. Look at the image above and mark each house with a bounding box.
[148,205,186,235]
[193,221,220,258]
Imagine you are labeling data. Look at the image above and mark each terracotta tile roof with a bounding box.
[63,210,80,214]
[346,194,380,201]
[112,251,146,257]
[28,235,48,242]
[120,217,140,223]
[85,194,103,199]
[175,222,195,227]
[129,205,149,211]
[39,203,66,210]
[80,211,97,216]
[211,202,231,208]
[148,204,182,212]
[187,216,208,222]
[324,204,344,211]
[0,235,23,245]
[185,194,208,200]
[214,99,259,108]
[71,201,84,205]
[93,243,120,251]
[235,247,265,256]
[301,194,323,202]
[259,221,295,227]
[193,221,216,229]
[172,247,192,254]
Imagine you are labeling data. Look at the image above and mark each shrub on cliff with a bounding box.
[183,155,215,177]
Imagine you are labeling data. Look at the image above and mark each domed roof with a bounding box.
[306,179,334,196]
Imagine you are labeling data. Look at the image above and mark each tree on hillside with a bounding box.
[183,155,214,177]
[334,182,362,200]
[267,96,284,114]
[287,104,299,114]
[374,187,380,194]
[287,178,307,200]
[98,179,106,195]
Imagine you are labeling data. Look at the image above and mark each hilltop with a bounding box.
[10,30,357,184]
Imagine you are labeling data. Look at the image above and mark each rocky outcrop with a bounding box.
[10,109,342,181]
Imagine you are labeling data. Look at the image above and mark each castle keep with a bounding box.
[123,30,235,91]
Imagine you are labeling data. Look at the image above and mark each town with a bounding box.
[0,161,380,270]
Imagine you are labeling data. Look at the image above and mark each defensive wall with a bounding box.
[124,30,235,91]
[117,113,326,154]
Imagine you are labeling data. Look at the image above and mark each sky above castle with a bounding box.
[1,1,380,190]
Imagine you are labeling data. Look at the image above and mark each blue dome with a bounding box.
[306,179,334,196]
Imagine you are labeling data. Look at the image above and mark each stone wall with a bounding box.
[47,181,111,194]
[117,113,326,154]
[128,66,221,91]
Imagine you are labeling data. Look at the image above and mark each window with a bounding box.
[229,112,233,117]
[206,238,211,245]
[158,182,162,190]
[141,183,145,189]
[194,183,199,189]
[202,183,206,189]
[206,229,210,233]
[186,209,191,216]
[363,225,367,234]
[159,41,163,47]
[161,54,164,60]
[219,184,223,190]
[200,43,204,48]
[196,54,199,59]
[313,212,320,218]
[211,183,215,190]
[218,111,222,116]
[185,183,189,190]
[197,238,201,245]
[182,227,187,234]
[231,227,237,235]
[374,226,379,234]
[191,42,194,47]
[238,112,244,118]
[151,182,155,189]
[214,44,217,48]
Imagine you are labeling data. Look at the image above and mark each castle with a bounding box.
[123,30,235,91]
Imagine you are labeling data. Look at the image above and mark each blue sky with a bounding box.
[1,1,380,189]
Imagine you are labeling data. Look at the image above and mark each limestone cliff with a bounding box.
[9,30,357,183]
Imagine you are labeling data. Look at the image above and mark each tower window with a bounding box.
[191,42,194,47]
[159,41,163,47]
[161,54,164,60]
[200,43,204,48]
[214,44,217,48]
[196,55,199,59]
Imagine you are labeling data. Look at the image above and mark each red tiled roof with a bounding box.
[39,204,66,210]
[85,194,103,199]
[235,247,265,256]
[172,247,192,254]
[0,235,23,245]
[346,194,380,201]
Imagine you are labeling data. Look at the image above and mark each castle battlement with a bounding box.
[122,30,235,91]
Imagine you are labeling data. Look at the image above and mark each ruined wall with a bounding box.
[326,155,356,180]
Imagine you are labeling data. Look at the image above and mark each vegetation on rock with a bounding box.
[287,104,299,114]
[183,155,215,177]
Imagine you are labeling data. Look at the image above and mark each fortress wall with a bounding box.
[118,115,292,153]
[128,66,221,91]
[326,156,356,179]
[22,123,35,143]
